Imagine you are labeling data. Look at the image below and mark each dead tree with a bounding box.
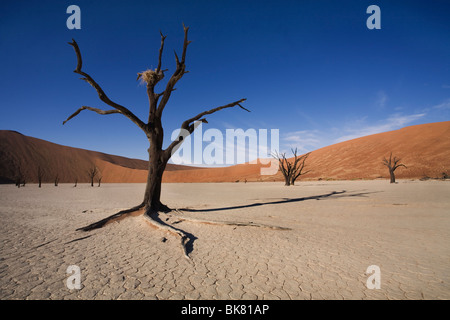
[97,175,102,187]
[273,151,292,186]
[382,152,407,183]
[74,178,78,187]
[37,166,44,188]
[15,166,24,188]
[87,166,98,187]
[61,26,284,259]
[54,173,59,186]
[289,150,311,185]
[273,149,311,186]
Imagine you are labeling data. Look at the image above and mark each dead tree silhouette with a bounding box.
[87,166,98,187]
[273,149,311,186]
[62,25,281,259]
[37,166,44,188]
[382,152,407,183]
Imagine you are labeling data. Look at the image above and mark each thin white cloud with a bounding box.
[334,113,426,143]
[432,99,450,110]
[282,130,322,154]
[442,84,450,89]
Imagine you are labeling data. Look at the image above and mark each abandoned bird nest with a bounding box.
[137,69,164,84]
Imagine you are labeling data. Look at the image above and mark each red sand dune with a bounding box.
[165,121,450,182]
[1,121,449,184]
[0,131,190,184]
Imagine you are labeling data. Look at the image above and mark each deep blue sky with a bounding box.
[1,0,449,163]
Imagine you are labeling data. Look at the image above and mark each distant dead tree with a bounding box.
[54,173,59,186]
[273,149,311,186]
[15,165,24,188]
[74,178,78,187]
[382,152,407,183]
[97,175,102,187]
[37,166,44,188]
[289,150,311,185]
[61,25,288,259]
[87,166,98,187]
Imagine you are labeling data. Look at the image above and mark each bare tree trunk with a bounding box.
[143,156,167,212]
[143,128,170,212]
[37,166,43,188]
[15,165,23,188]
[382,153,406,184]
[88,166,98,187]
[389,169,395,183]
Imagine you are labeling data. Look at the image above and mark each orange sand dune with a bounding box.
[0,131,191,184]
[165,121,450,182]
[300,121,450,180]
[1,121,449,184]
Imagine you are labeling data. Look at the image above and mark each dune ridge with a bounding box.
[1,121,449,184]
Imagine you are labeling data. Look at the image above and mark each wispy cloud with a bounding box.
[442,84,450,89]
[334,113,426,143]
[432,99,450,110]
[282,130,322,154]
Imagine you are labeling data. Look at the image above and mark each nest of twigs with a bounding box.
[137,69,164,85]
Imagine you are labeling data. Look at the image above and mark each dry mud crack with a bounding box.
[1,181,449,300]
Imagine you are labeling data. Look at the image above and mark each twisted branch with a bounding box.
[165,98,249,158]
[63,106,121,125]
[65,39,147,132]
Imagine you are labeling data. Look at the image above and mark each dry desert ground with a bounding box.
[0,180,449,300]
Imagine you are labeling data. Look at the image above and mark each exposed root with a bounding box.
[171,209,291,231]
[142,209,192,261]
[75,204,289,261]
[76,203,145,231]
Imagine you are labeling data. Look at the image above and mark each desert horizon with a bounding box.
[1,121,449,185]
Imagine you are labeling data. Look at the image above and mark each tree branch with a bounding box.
[66,39,147,132]
[182,98,248,126]
[382,153,407,172]
[63,106,121,125]
[292,152,311,181]
[156,31,167,74]
[164,98,248,158]
[273,151,290,177]
[156,25,191,118]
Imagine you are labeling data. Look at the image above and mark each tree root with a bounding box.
[142,210,193,261]
[76,203,145,231]
[76,205,290,260]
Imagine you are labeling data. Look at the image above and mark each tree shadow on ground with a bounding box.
[179,190,382,213]
[150,212,198,256]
